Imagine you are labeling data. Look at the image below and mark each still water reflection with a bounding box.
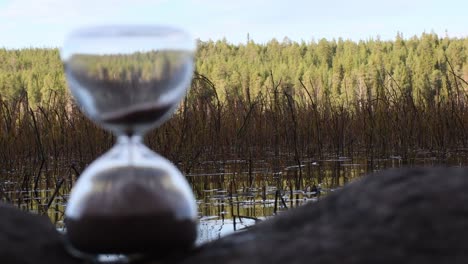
[1,154,466,244]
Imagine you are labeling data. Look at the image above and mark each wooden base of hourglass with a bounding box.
[64,136,197,256]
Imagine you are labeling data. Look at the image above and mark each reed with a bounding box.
[0,70,467,211]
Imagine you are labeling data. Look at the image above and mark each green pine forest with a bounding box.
[1,33,466,108]
[0,33,467,172]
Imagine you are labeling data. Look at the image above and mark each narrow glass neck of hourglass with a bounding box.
[116,135,143,145]
[116,135,143,166]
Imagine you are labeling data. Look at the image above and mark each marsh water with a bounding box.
[1,153,466,244]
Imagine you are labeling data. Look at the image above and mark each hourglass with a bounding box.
[60,25,197,257]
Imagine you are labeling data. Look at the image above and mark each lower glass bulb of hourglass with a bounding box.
[65,136,197,255]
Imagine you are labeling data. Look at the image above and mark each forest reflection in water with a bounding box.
[1,154,466,244]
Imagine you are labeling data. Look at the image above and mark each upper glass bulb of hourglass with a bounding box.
[61,25,195,136]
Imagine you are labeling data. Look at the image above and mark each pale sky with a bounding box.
[0,0,467,48]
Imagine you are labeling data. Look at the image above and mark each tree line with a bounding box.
[195,33,467,109]
[0,32,466,109]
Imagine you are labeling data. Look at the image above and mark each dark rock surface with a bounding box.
[175,167,468,264]
[0,203,80,264]
[1,167,468,264]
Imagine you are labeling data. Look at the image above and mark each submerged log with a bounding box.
[1,167,468,264]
